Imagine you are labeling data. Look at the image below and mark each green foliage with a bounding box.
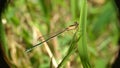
[1,0,119,68]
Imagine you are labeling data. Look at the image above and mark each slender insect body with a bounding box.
[26,22,79,52]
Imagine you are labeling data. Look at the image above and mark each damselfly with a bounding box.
[26,22,79,52]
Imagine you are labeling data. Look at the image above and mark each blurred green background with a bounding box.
[1,0,119,68]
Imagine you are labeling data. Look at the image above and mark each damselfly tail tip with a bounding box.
[25,48,32,53]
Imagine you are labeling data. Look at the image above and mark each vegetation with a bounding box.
[1,0,119,68]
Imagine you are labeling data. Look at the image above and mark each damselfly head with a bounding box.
[66,22,79,31]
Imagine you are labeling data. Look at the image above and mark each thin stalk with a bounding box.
[70,0,78,20]
[78,0,91,68]
[0,17,8,56]
[57,28,81,68]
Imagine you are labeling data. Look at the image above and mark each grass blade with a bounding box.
[57,28,80,68]
[78,0,91,68]
[0,18,8,56]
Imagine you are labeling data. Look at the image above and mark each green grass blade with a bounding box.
[57,29,80,68]
[78,0,91,68]
[0,18,8,56]
[70,0,78,20]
